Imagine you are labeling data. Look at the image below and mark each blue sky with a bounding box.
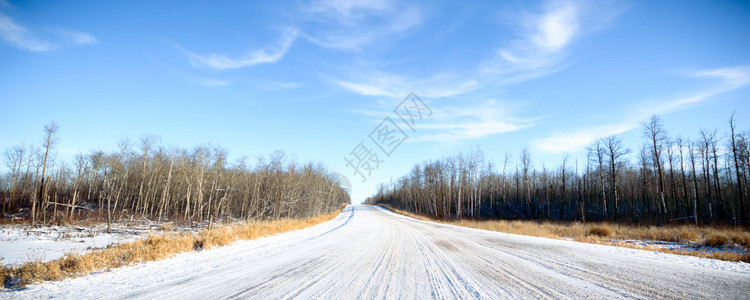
[1,0,749,203]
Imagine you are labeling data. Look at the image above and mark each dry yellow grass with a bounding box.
[588,225,613,237]
[379,204,750,263]
[1,209,343,289]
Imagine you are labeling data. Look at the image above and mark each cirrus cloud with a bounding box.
[0,6,97,52]
[531,66,750,153]
[179,28,298,70]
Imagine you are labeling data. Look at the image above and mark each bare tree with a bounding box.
[3,145,24,213]
[560,153,569,220]
[520,148,532,218]
[643,115,667,221]
[589,140,607,220]
[32,122,59,226]
[603,135,630,221]
[688,141,700,225]
[676,138,690,217]
[69,154,87,222]
[729,112,745,225]
[700,129,716,222]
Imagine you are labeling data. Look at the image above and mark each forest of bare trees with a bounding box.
[366,114,750,226]
[1,123,350,226]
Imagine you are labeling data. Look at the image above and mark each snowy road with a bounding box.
[6,205,750,299]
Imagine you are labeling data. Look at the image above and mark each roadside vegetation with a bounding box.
[370,113,750,262]
[0,121,351,289]
[380,204,750,262]
[2,122,350,228]
[1,208,344,289]
[367,113,748,225]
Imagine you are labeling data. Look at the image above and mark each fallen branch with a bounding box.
[47,202,91,211]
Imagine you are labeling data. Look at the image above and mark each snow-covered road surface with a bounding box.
[5,205,750,299]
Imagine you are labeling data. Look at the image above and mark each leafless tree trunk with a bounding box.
[677,138,690,218]
[592,141,607,220]
[689,141,700,225]
[729,112,745,225]
[603,136,629,221]
[3,145,24,213]
[700,129,716,222]
[643,115,668,221]
[33,122,59,227]
[561,154,569,220]
[521,148,532,218]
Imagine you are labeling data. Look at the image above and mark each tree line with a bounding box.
[366,113,749,226]
[2,122,350,227]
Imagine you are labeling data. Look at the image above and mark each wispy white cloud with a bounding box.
[306,0,391,25]
[346,95,537,144]
[301,0,422,51]
[482,0,580,79]
[335,1,623,101]
[54,29,98,46]
[353,99,536,143]
[334,72,478,98]
[531,122,632,154]
[531,66,750,153]
[181,28,298,70]
[531,1,579,52]
[0,9,97,52]
[336,80,395,97]
[413,100,537,143]
[482,0,624,83]
[0,12,56,51]
[334,1,627,148]
[251,80,301,90]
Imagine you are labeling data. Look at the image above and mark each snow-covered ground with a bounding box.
[3,205,750,299]
[1,224,156,265]
[613,238,748,254]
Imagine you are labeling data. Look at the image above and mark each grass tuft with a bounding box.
[679,231,700,243]
[704,233,729,247]
[588,226,613,237]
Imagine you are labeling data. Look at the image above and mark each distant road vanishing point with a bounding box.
[7,205,750,299]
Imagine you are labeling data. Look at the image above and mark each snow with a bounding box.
[613,239,747,254]
[0,225,145,266]
[3,205,750,299]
